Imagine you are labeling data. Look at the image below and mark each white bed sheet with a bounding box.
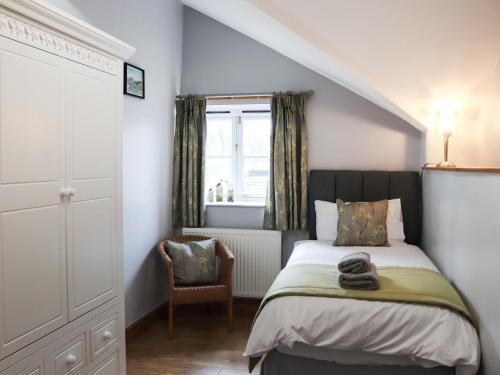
[244,240,480,375]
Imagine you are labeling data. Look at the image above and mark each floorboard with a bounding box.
[126,300,260,375]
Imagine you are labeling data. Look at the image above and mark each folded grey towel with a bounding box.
[338,263,380,290]
[338,252,371,274]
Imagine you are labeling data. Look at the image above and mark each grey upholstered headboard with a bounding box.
[308,170,421,245]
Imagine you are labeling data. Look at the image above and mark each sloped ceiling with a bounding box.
[182,0,500,164]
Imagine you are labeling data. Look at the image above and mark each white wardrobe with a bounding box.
[0,1,134,374]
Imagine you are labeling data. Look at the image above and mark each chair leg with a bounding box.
[168,302,174,338]
[227,300,233,333]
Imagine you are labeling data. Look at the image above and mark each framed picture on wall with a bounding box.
[124,62,145,98]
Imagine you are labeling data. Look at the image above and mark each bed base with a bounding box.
[260,350,454,375]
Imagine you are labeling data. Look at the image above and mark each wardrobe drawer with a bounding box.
[48,335,86,375]
[24,367,41,375]
[0,304,122,375]
[88,352,118,375]
[0,359,44,375]
[90,315,118,361]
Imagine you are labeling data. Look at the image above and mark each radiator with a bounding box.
[182,227,281,298]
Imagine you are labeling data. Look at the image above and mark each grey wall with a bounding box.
[45,0,183,326]
[182,7,422,264]
[422,171,500,375]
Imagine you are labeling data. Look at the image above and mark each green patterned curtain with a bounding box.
[172,95,206,228]
[264,92,309,231]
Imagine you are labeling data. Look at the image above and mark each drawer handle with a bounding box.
[66,354,77,365]
[102,330,113,340]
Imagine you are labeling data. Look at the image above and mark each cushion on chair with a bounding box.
[165,238,217,284]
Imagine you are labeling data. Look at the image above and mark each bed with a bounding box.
[244,170,480,375]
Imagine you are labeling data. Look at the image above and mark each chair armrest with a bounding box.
[215,241,234,262]
[157,240,175,292]
[215,241,234,287]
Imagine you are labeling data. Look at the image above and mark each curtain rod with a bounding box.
[206,94,272,100]
[203,91,314,101]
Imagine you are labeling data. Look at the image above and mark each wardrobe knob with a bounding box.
[66,354,77,365]
[60,188,76,197]
[102,330,113,339]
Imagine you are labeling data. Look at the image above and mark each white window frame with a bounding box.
[206,100,271,203]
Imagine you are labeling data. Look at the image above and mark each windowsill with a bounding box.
[206,201,265,208]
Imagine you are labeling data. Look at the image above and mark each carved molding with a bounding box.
[0,10,117,74]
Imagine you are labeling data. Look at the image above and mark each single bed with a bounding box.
[244,170,480,375]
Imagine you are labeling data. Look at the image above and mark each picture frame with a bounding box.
[123,62,145,99]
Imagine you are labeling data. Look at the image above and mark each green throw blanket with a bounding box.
[249,264,474,372]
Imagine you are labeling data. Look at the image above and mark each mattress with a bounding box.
[244,240,480,375]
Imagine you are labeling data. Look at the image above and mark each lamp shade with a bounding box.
[437,109,458,134]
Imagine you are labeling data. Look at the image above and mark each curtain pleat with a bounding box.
[264,92,309,231]
[172,95,206,228]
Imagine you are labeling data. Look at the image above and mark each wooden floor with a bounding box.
[126,300,260,375]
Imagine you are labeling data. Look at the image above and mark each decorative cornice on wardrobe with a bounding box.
[0,10,118,74]
[0,0,135,74]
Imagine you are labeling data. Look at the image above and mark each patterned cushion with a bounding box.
[166,239,217,284]
[334,199,389,246]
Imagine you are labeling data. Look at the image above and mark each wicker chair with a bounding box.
[157,235,235,338]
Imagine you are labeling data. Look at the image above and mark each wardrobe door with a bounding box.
[0,39,68,359]
[66,62,118,320]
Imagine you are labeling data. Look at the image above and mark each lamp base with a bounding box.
[437,161,456,168]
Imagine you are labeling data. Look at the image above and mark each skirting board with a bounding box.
[125,303,167,342]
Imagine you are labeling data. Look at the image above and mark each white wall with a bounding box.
[45,0,184,326]
[423,171,500,375]
[184,0,500,168]
[182,7,422,263]
[423,63,500,167]
[284,0,500,168]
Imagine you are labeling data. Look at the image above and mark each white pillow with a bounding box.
[387,221,405,241]
[387,198,403,222]
[315,198,405,242]
[314,200,339,241]
[387,198,405,241]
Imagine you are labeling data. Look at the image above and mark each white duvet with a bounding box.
[244,240,480,375]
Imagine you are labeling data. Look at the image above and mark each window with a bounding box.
[205,101,271,203]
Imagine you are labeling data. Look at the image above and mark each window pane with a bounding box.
[206,117,232,156]
[205,156,232,197]
[243,157,269,197]
[242,117,270,156]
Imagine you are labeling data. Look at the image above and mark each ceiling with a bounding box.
[181,0,500,138]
